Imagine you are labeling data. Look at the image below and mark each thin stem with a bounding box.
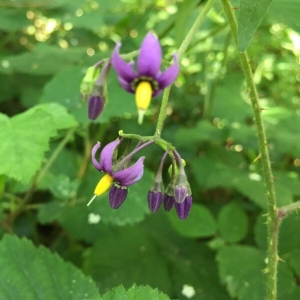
[221,1,278,300]
[278,201,300,220]
[154,0,216,138]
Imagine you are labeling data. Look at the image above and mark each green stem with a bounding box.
[278,201,300,220]
[220,1,278,299]
[154,0,216,138]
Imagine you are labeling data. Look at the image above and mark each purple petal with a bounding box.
[137,32,162,77]
[148,190,163,212]
[88,96,105,120]
[163,194,175,212]
[109,185,128,209]
[91,142,102,171]
[118,77,135,93]
[113,157,145,186]
[111,42,136,82]
[175,195,192,220]
[157,53,179,89]
[99,139,120,173]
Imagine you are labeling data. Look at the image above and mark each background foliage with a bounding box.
[0,0,300,299]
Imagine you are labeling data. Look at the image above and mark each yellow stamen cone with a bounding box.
[135,81,152,124]
[87,173,113,206]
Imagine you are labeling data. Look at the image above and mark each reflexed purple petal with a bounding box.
[118,77,134,93]
[113,157,145,186]
[157,54,179,89]
[174,185,188,203]
[175,195,192,220]
[111,42,136,82]
[91,142,102,171]
[163,194,175,212]
[109,185,128,209]
[137,32,162,77]
[99,139,120,173]
[88,96,105,120]
[148,190,163,212]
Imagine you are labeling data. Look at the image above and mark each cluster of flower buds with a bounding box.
[88,138,192,219]
[147,150,192,220]
[80,59,111,120]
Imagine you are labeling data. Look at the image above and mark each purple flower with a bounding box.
[111,32,179,123]
[87,139,145,207]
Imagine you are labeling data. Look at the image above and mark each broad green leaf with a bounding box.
[218,201,248,242]
[217,245,297,300]
[268,0,300,33]
[217,245,265,299]
[41,66,137,124]
[0,104,77,184]
[238,0,274,51]
[211,73,252,122]
[174,120,226,148]
[38,201,65,224]
[167,204,217,238]
[0,44,86,75]
[0,235,100,300]
[84,213,230,299]
[101,285,170,300]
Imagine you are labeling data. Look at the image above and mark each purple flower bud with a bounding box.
[175,195,192,220]
[147,190,163,212]
[174,185,188,203]
[109,185,128,209]
[163,194,175,212]
[88,95,105,120]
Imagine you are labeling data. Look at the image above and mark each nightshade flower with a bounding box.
[88,139,145,208]
[111,32,179,123]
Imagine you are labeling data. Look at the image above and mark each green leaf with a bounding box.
[217,245,297,300]
[211,73,252,122]
[101,285,170,300]
[41,66,137,124]
[0,44,86,75]
[217,245,266,300]
[0,104,76,184]
[0,235,100,300]
[167,204,217,238]
[238,0,274,51]
[268,0,300,33]
[218,201,248,242]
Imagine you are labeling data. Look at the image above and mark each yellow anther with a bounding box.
[135,81,152,124]
[87,173,113,206]
[94,173,113,195]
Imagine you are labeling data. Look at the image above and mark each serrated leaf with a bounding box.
[0,104,76,184]
[0,110,56,184]
[238,0,274,51]
[101,285,170,300]
[218,201,248,242]
[167,204,217,238]
[0,235,100,300]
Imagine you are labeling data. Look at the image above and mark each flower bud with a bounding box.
[174,168,190,203]
[80,59,111,120]
[88,95,105,120]
[175,195,192,220]
[148,190,163,213]
[109,184,128,209]
[163,184,175,212]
